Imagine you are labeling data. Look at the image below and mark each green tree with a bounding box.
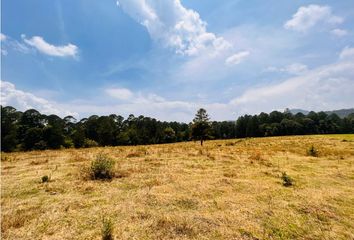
[72,126,86,148]
[269,111,284,123]
[280,119,303,135]
[43,125,64,149]
[63,115,77,135]
[18,109,45,142]
[163,127,176,143]
[1,106,21,152]
[23,127,44,150]
[236,116,247,138]
[246,115,260,137]
[191,108,211,146]
[85,115,100,142]
[97,116,116,146]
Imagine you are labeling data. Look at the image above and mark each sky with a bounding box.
[1,0,354,122]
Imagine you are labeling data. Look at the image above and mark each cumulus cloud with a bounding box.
[96,84,234,121]
[265,63,308,75]
[115,0,251,85]
[339,46,354,60]
[284,5,343,32]
[116,0,231,56]
[72,89,195,121]
[225,51,250,66]
[71,55,354,120]
[6,50,352,122]
[331,28,348,37]
[74,88,236,122]
[85,54,354,121]
[230,58,354,114]
[0,33,7,41]
[106,86,167,103]
[105,87,134,100]
[22,35,78,58]
[0,80,77,117]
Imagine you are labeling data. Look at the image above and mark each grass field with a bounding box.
[1,135,354,240]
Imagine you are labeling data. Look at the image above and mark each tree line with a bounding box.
[1,105,354,152]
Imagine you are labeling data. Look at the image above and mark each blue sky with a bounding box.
[1,0,354,122]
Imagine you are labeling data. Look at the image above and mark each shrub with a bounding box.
[84,138,99,148]
[41,175,49,183]
[281,172,293,187]
[62,138,74,148]
[90,154,115,180]
[307,145,318,157]
[101,217,114,240]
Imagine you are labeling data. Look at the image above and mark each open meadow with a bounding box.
[1,135,354,240]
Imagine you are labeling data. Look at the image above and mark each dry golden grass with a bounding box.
[1,135,354,239]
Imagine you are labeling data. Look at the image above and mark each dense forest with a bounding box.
[1,105,354,152]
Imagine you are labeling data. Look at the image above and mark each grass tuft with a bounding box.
[41,175,49,183]
[281,172,293,187]
[90,154,116,180]
[307,145,318,157]
[101,217,114,240]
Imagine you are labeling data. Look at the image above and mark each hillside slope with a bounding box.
[290,108,354,118]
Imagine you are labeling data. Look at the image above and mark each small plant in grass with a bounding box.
[90,154,115,180]
[281,172,293,187]
[101,217,114,240]
[41,175,49,183]
[84,138,99,148]
[307,145,318,157]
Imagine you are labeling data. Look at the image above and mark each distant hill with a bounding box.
[290,108,354,118]
[325,109,354,118]
[289,109,310,115]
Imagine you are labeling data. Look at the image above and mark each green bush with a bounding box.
[101,217,114,240]
[62,138,74,148]
[90,154,115,180]
[84,138,99,148]
[307,145,318,157]
[281,172,293,187]
[41,175,49,183]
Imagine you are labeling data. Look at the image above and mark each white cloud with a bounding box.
[171,24,305,85]
[8,37,31,54]
[331,28,348,37]
[9,50,352,122]
[0,33,7,41]
[79,54,354,121]
[1,33,8,55]
[105,88,134,100]
[284,5,343,32]
[117,0,231,56]
[0,80,77,117]
[95,85,233,121]
[225,51,250,66]
[70,92,235,122]
[284,63,308,75]
[22,35,78,58]
[265,63,308,75]
[339,46,354,60]
[105,86,167,104]
[230,59,354,114]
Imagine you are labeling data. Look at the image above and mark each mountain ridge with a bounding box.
[289,108,354,118]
